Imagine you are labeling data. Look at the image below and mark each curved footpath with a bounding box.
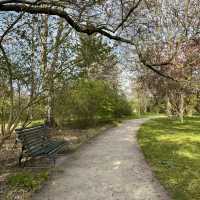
[33,119,171,200]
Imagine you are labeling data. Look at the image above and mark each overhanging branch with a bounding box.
[0,3,135,44]
[0,1,177,81]
[141,61,177,81]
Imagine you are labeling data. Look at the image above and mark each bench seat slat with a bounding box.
[22,137,46,146]
[46,143,66,156]
[25,140,65,156]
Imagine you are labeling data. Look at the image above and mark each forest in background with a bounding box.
[0,0,200,151]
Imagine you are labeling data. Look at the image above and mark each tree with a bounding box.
[55,79,132,127]
[76,34,119,86]
[1,0,200,147]
[0,13,76,147]
[0,0,175,77]
[134,38,200,121]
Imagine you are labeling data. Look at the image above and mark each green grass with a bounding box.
[117,112,163,120]
[7,170,49,191]
[138,116,200,200]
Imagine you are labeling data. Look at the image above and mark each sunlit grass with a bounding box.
[138,116,200,200]
[28,119,44,127]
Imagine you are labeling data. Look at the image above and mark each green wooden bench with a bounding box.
[15,125,66,166]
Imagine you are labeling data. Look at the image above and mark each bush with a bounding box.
[55,79,132,127]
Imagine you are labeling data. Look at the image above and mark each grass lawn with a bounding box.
[138,116,200,200]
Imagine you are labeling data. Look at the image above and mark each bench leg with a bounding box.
[52,156,56,167]
[49,156,56,167]
[19,154,23,167]
[19,146,25,167]
[53,157,56,167]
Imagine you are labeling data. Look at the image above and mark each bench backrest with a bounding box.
[15,125,49,155]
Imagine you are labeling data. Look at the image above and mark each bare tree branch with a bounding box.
[140,60,176,81]
[0,0,178,80]
[0,0,42,44]
[0,13,24,44]
[115,0,142,32]
[0,2,135,44]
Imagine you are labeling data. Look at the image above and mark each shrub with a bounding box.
[55,79,132,127]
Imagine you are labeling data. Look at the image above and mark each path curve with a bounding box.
[33,119,171,200]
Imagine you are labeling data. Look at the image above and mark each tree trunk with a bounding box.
[40,15,57,127]
[179,92,184,123]
[45,90,57,127]
[166,94,172,118]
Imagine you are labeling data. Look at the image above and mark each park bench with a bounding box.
[15,125,66,166]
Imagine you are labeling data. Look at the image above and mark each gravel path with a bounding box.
[33,119,171,200]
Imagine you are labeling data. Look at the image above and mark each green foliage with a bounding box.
[77,34,112,67]
[28,119,45,127]
[138,116,200,200]
[75,34,118,81]
[112,94,132,118]
[8,171,49,191]
[55,79,132,128]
